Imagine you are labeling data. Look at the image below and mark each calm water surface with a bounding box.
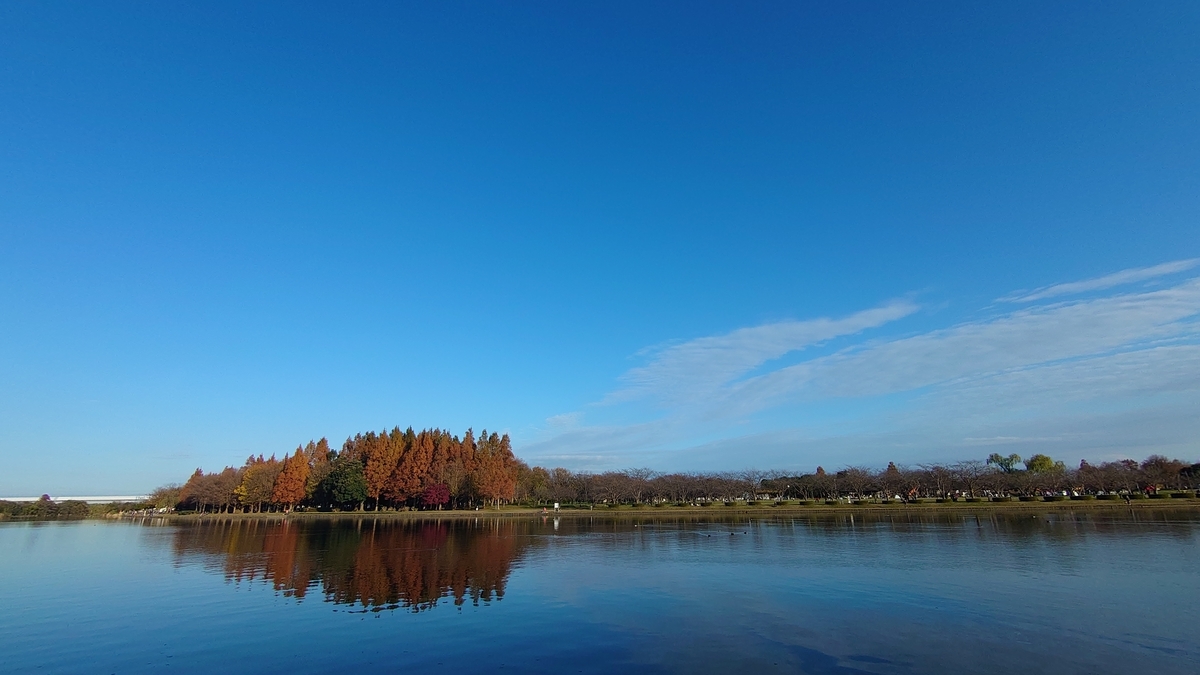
[2,511,1198,674]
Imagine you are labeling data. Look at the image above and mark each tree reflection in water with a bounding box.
[171,518,526,612]
[171,511,1199,615]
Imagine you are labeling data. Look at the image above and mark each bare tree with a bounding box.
[838,467,874,500]
[950,460,990,498]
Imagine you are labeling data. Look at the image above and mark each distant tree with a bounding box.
[1141,455,1187,489]
[180,467,242,513]
[1181,463,1200,489]
[918,464,953,498]
[1077,460,1106,493]
[987,453,1022,473]
[812,470,835,499]
[25,495,58,518]
[880,462,903,498]
[951,460,990,497]
[738,469,772,501]
[148,484,182,510]
[540,467,570,504]
[530,465,552,503]
[216,467,244,512]
[1025,454,1065,474]
[58,500,90,518]
[838,467,874,499]
[627,468,658,503]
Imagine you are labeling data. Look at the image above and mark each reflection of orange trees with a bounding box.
[173,519,525,611]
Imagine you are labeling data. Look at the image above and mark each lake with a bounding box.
[2,511,1198,674]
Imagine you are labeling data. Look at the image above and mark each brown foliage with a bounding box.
[272,450,310,510]
[171,519,524,611]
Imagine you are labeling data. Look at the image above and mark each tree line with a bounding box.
[157,445,1200,514]
[175,427,520,513]
[507,453,1200,505]
[0,495,91,519]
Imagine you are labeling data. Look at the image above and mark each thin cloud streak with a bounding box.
[999,258,1199,303]
[609,299,919,405]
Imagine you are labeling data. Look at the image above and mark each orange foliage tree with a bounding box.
[272,450,310,512]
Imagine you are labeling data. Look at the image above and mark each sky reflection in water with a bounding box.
[2,511,1198,674]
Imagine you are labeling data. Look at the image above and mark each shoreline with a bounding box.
[6,497,1198,523]
[112,497,1200,522]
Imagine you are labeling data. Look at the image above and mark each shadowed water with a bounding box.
[2,510,1198,674]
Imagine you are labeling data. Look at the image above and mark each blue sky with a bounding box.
[1,2,1198,495]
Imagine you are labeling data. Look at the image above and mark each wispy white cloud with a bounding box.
[610,299,919,405]
[518,265,1200,471]
[998,258,1199,303]
[732,278,1200,409]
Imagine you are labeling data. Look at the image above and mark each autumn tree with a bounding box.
[406,429,437,498]
[381,427,419,505]
[235,455,283,512]
[179,469,205,510]
[474,431,517,508]
[362,430,401,510]
[272,450,310,512]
